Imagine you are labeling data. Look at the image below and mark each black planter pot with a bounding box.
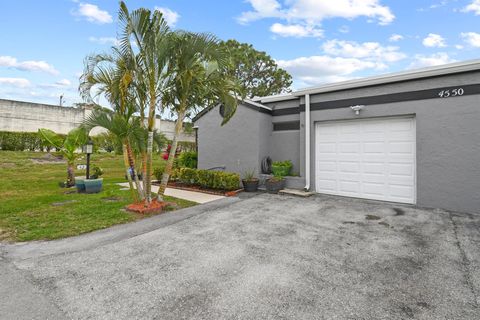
[265,178,285,193]
[242,179,259,192]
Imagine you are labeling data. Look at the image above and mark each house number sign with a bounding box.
[438,88,464,98]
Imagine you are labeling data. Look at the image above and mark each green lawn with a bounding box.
[0,151,196,242]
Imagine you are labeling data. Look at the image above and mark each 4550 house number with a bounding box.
[438,88,464,98]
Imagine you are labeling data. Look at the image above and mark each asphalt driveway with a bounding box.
[1,193,479,319]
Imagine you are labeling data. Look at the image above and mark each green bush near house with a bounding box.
[272,160,293,177]
[178,151,197,169]
[171,167,240,191]
[153,162,167,181]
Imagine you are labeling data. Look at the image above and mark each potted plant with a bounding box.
[265,172,285,193]
[271,160,293,177]
[75,177,86,193]
[242,169,259,192]
[84,166,104,193]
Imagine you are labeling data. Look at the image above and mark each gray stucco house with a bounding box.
[193,60,480,214]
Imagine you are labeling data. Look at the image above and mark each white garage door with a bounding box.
[315,117,416,204]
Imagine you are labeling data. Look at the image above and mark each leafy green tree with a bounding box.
[156,31,241,199]
[219,39,292,98]
[38,128,88,187]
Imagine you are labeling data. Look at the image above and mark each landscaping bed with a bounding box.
[0,151,196,242]
[154,180,243,197]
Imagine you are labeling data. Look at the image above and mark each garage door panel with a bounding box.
[338,161,360,173]
[316,117,415,204]
[388,142,414,154]
[317,179,336,191]
[339,181,360,193]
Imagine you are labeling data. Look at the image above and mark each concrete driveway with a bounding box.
[1,193,479,319]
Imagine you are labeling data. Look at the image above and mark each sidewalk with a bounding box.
[117,182,225,204]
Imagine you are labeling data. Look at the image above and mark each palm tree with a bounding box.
[79,48,145,201]
[156,31,240,199]
[118,1,172,204]
[83,109,145,202]
[38,127,88,187]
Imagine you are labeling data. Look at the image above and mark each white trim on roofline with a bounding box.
[243,98,272,110]
[250,60,480,104]
[293,59,480,97]
[251,93,298,104]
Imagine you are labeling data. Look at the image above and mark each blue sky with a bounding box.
[0,0,479,105]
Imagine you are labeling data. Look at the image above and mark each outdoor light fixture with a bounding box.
[350,105,365,115]
[82,139,94,179]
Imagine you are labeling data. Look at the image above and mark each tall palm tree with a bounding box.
[118,1,172,204]
[156,31,240,199]
[79,48,145,201]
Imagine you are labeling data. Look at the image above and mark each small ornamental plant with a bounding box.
[271,160,293,177]
[242,169,259,192]
[90,166,104,179]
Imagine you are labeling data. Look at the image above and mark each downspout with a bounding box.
[304,94,311,191]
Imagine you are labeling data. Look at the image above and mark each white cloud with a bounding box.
[0,77,31,88]
[322,39,406,62]
[270,23,323,38]
[56,79,71,86]
[409,53,454,69]
[276,55,384,86]
[461,32,480,47]
[455,44,464,49]
[40,79,72,89]
[339,25,350,33]
[463,0,480,15]
[238,0,394,38]
[0,56,59,75]
[389,34,404,42]
[422,33,447,47]
[88,36,119,46]
[73,2,112,24]
[155,7,180,27]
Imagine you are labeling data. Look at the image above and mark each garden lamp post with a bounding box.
[82,139,93,179]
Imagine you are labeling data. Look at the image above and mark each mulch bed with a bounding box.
[125,199,174,214]
[154,181,243,197]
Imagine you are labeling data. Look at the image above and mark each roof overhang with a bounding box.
[293,59,480,97]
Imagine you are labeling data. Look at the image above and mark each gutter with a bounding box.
[304,94,310,191]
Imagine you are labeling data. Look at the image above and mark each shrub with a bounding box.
[178,151,197,168]
[153,162,167,181]
[271,160,293,177]
[90,166,104,179]
[0,131,60,151]
[171,168,240,191]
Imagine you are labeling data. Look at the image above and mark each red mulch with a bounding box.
[161,181,243,197]
[125,199,173,214]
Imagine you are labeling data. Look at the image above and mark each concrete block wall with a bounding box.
[0,98,195,142]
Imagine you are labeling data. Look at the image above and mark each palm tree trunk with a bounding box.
[157,108,186,200]
[123,143,138,202]
[67,162,75,187]
[145,99,156,204]
[126,142,145,200]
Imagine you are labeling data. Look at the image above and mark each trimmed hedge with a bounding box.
[0,131,63,151]
[171,167,240,191]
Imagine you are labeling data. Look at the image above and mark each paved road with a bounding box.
[1,193,479,319]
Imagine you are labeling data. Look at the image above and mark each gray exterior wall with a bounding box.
[303,72,480,214]
[195,71,480,214]
[195,103,271,178]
